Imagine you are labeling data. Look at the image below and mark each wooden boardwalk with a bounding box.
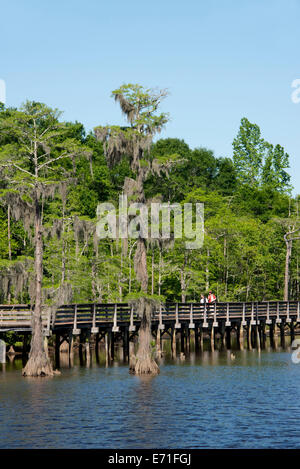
[1,301,299,361]
[0,301,299,332]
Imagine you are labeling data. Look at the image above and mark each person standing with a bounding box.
[207,291,216,314]
[208,291,216,304]
[200,294,207,304]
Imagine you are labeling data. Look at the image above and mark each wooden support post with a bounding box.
[226,326,231,349]
[95,333,100,363]
[85,330,91,367]
[271,320,278,349]
[290,320,295,344]
[105,330,111,362]
[280,322,285,348]
[186,325,190,352]
[172,327,177,357]
[79,331,85,366]
[123,327,129,362]
[129,339,135,361]
[69,331,74,357]
[110,329,115,360]
[220,321,226,349]
[238,322,244,350]
[247,323,252,350]
[195,326,199,351]
[210,325,215,351]
[260,322,266,349]
[199,327,204,350]
[55,333,60,368]
[156,326,162,358]
[256,324,261,350]
[180,327,185,353]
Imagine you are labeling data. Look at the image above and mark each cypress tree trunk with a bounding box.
[130,239,159,375]
[129,297,159,375]
[22,193,54,377]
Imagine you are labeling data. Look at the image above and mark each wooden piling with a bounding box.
[156,327,162,357]
[110,329,114,360]
[247,323,252,350]
[238,322,244,350]
[172,327,177,357]
[186,326,190,352]
[226,327,231,349]
[123,327,129,362]
[55,333,60,368]
[79,332,85,366]
[180,327,185,353]
[256,325,261,350]
[280,323,286,348]
[210,325,215,351]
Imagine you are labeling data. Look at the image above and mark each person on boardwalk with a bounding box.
[208,291,216,304]
[207,291,216,314]
[200,294,207,304]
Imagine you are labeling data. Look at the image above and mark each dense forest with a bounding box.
[0,96,299,308]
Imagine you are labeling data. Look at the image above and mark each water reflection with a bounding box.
[1,334,300,449]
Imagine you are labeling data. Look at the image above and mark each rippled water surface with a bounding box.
[0,348,300,448]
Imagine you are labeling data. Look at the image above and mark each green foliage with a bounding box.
[0,94,298,305]
[233,117,291,192]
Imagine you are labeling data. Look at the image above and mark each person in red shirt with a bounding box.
[208,291,216,303]
[207,291,216,314]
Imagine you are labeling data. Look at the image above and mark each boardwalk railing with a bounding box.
[0,301,300,332]
[0,304,48,331]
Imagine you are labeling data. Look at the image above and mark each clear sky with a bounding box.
[1,0,300,194]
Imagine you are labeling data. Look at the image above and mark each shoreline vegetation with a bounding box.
[0,84,299,376]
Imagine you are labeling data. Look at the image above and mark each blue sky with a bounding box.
[1,0,300,194]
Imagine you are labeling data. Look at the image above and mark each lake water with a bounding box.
[0,346,300,449]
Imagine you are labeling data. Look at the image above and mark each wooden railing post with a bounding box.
[189,303,195,329]
[242,303,247,326]
[91,304,99,334]
[72,304,80,335]
[266,301,271,325]
[112,304,119,332]
[286,301,291,323]
[213,302,218,328]
[159,304,165,330]
[250,302,255,326]
[203,302,208,328]
[225,303,231,327]
[276,301,281,324]
[129,305,136,332]
[175,303,181,329]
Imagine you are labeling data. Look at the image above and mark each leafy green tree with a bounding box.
[0,101,89,376]
[95,83,172,375]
